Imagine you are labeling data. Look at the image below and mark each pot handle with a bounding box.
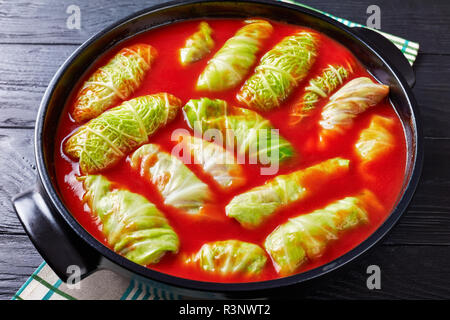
[12,186,100,282]
[352,27,416,88]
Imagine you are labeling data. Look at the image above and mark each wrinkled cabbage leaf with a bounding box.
[355,115,395,167]
[81,174,179,266]
[265,190,380,275]
[319,77,389,138]
[188,240,267,276]
[237,31,318,111]
[196,19,273,91]
[290,64,351,124]
[130,143,213,214]
[179,22,214,66]
[65,93,181,174]
[72,44,157,122]
[183,97,294,166]
[226,157,350,228]
[178,134,246,190]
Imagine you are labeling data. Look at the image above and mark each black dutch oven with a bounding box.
[12,0,423,299]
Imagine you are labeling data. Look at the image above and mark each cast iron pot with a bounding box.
[12,0,423,299]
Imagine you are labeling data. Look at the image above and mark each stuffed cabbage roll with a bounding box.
[226,157,350,229]
[319,77,389,139]
[187,240,267,276]
[72,44,157,122]
[179,22,214,66]
[183,98,294,165]
[178,134,246,190]
[355,115,395,168]
[65,93,181,174]
[290,64,351,125]
[196,19,273,91]
[265,190,381,275]
[81,175,179,266]
[130,143,213,214]
[237,31,318,111]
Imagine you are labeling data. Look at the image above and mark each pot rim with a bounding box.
[34,0,423,293]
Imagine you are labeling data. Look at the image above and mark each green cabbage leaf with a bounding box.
[188,240,267,276]
[290,64,351,124]
[180,22,215,66]
[226,157,350,228]
[72,44,157,122]
[81,174,179,266]
[178,134,245,190]
[237,31,318,111]
[355,115,395,166]
[265,190,379,275]
[183,97,294,166]
[130,143,213,214]
[65,93,181,174]
[196,19,273,91]
[320,77,389,137]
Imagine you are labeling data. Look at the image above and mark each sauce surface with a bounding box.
[54,19,407,283]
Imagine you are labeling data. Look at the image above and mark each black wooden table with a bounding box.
[0,0,449,300]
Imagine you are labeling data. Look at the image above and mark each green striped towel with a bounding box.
[13,1,419,300]
[13,262,181,300]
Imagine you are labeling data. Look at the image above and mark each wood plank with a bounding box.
[298,245,450,299]
[0,0,448,54]
[0,43,449,137]
[383,137,450,245]
[0,234,42,300]
[0,129,36,235]
[299,0,450,55]
[0,44,76,127]
[1,128,449,244]
[409,53,450,138]
[0,0,161,44]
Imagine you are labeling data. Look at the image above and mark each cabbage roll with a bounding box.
[81,175,179,266]
[187,240,267,276]
[130,143,213,214]
[237,31,318,111]
[355,115,395,167]
[178,134,246,190]
[265,190,380,275]
[226,157,350,228]
[319,77,389,138]
[179,22,214,66]
[196,19,273,91]
[290,64,351,124]
[65,93,181,174]
[183,97,294,165]
[72,44,157,122]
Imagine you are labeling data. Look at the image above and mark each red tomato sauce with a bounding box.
[54,19,407,283]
